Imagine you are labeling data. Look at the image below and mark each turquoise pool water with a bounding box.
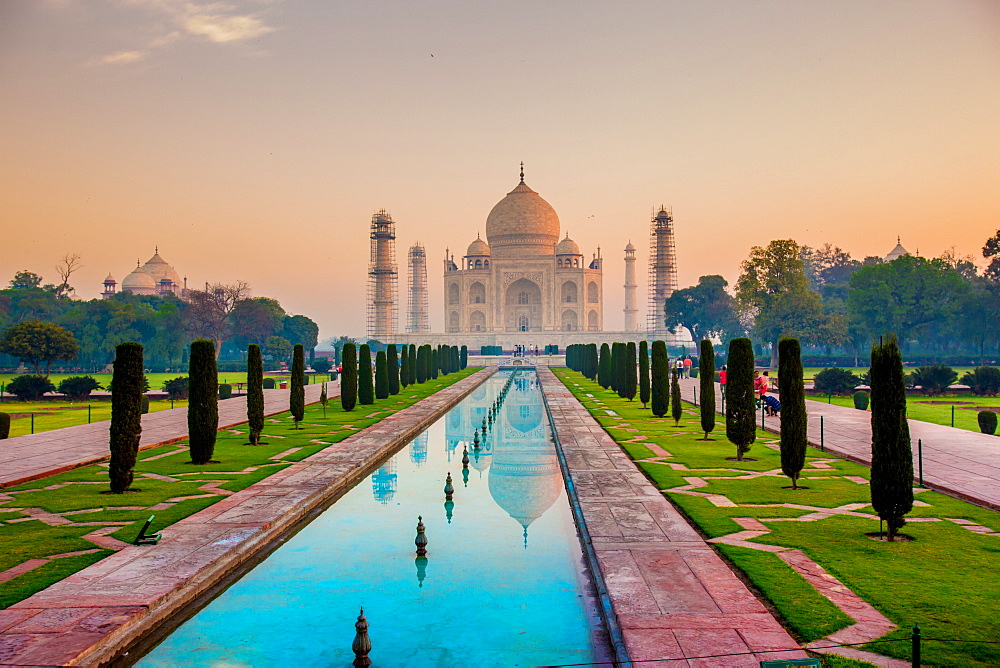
[138,371,609,667]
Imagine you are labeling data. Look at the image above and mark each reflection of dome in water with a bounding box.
[503,393,543,433]
[470,448,492,474]
[488,453,561,534]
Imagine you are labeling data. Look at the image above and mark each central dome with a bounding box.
[485,179,560,258]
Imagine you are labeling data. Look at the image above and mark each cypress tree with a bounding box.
[188,339,219,464]
[416,345,428,383]
[375,350,389,399]
[431,348,439,379]
[869,334,913,541]
[725,337,756,461]
[778,337,806,489]
[290,344,305,428]
[624,342,637,401]
[0,412,9,439]
[358,344,375,404]
[598,343,612,389]
[109,341,143,493]
[408,344,417,385]
[341,342,358,411]
[247,343,264,445]
[399,345,409,389]
[387,344,400,394]
[671,368,683,426]
[651,340,669,418]
[613,343,626,396]
[319,382,328,418]
[639,340,650,408]
[460,345,468,370]
[698,339,716,440]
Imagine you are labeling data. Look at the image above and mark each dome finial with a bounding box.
[155,245,158,254]
[519,161,524,183]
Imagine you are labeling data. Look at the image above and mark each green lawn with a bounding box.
[807,394,1000,434]
[554,368,1000,667]
[0,371,336,394]
[800,367,978,381]
[0,399,187,437]
[0,368,474,609]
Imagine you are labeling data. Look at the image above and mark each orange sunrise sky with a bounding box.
[2,0,998,341]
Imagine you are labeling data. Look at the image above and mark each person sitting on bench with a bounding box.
[762,394,781,416]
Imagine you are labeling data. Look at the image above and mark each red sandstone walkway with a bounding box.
[680,377,1000,510]
[0,384,332,489]
[538,368,807,667]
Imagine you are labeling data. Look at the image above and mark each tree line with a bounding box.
[665,230,1000,365]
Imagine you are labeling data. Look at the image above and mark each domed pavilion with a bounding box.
[101,249,186,299]
[443,166,604,334]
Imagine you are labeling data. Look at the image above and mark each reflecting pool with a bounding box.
[138,371,609,667]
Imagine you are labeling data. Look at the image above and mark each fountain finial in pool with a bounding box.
[444,472,454,500]
[352,607,371,667]
[415,516,428,556]
[461,446,470,469]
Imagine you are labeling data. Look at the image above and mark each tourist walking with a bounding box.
[683,356,693,378]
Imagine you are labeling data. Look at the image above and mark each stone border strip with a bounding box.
[0,368,494,667]
[1,384,333,490]
[537,367,808,666]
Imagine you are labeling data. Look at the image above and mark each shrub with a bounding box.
[813,367,862,396]
[263,377,276,389]
[699,339,715,439]
[961,367,1000,396]
[375,350,389,400]
[247,344,264,445]
[778,338,806,489]
[869,335,913,541]
[140,395,150,414]
[7,375,55,401]
[109,342,144,493]
[163,376,189,399]
[726,337,756,461]
[358,344,375,405]
[651,341,669,418]
[188,339,219,464]
[671,368,682,426]
[908,364,958,395]
[978,411,998,435]
[341,343,358,411]
[853,391,870,410]
[107,375,150,394]
[218,383,232,400]
[0,412,10,439]
[57,376,101,400]
[312,357,332,374]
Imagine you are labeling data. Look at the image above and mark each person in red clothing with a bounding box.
[683,356,693,378]
[719,365,727,396]
[755,371,770,398]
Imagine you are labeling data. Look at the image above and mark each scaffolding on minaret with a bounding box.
[368,209,398,341]
[647,206,678,338]
[407,242,430,333]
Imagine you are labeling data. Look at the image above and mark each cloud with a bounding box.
[94,0,280,65]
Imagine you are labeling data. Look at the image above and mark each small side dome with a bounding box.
[625,241,635,252]
[104,273,116,283]
[122,266,156,290]
[556,234,580,255]
[467,237,491,256]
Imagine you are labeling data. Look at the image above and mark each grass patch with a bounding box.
[0,369,475,609]
[807,392,1000,434]
[553,367,1000,667]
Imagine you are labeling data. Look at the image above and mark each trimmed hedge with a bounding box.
[188,339,219,465]
[109,342,144,493]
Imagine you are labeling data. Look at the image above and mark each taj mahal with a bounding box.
[383,166,679,350]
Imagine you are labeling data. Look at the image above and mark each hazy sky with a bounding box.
[3,0,998,341]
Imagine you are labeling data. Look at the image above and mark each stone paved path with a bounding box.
[538,368,807,667]
[0,383,332,489]
[0,369,493,667]
[680,377,1000,510]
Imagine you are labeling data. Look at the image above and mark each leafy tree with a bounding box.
[869,335,913,542]
[670,368,682,426]
[281,314,320,352]
[978,411,997,435]
[639,340,650,408]
[399,345,410,389]
[961,367,1000,396]
[736,240,825,366]
[7,375,55,400]
[0,320,79,376]
[290,344,305,427]
[9,270,43,290]
[624,342,637,401]
[375,350,389,400]
[848,255,969,344]
[960,280,1000,364]
[264,336,292,367]
[52,253,83,299]
[108,342,144,493]
[247,344,264,444]
[312,357,332,374]
[387,345,400,394]
[665,275,742,342]
[163,376,189,400]
[778,338,807,489]
[651,341,669,418]
[341,343,358,411]
[698,339,715,439]
[57,376,101,399]
[185,281,251,355]
[983,229,1000,283]
[358,344,375,404]
[725,337,756,461]
[908,365,957,396]
[230,297,285,346]
[598,343,611,389]
[107,373,150,394]
[460,345,468,370]
[813,368,862,396]
[188,339,219,464]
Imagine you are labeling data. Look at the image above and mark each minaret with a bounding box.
[367,209,398,341]
[407,242,430,333]
[623,241,638,331]
[647,206,678,339]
